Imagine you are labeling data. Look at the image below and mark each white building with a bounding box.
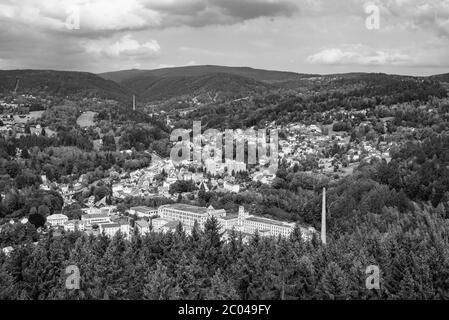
[236,206,315,240]
[135,220,150,234]
[46,214,69,227]
[81,213,110,226]
[151,217,171,232]
[129,206,158,218]
[223,181,240,193]
[152,204,314,240]
[63,220,86,232]
[81,206,116,216]
[158,203,226,229]
[1,246,14,257]
[217,214,239,231]
[224,159,246,174]
[99,222,130,238]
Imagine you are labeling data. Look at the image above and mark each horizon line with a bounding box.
[0,64,447,78]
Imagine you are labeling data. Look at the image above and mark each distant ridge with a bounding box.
[430,73,449,82]
[0,69,132,102]
[99,65,314,83]
[0,67,446,104]
[99,65,319,102]
[123,72,272,102]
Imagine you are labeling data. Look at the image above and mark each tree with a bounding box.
[6,161,20,178]
[316,262,350,300]
[205,269,239,300]
[28,213,46,228]
[143,261,182,300]
[37,205,50,217]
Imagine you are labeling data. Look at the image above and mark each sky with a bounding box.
[0,0,448,76]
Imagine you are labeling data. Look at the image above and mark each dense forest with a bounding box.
[1,144,449,299]
[172,75,447,130]
[1,201,448,299]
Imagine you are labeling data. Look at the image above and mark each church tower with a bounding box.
[238,206,248,227]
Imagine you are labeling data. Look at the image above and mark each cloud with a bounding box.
[0,0,298,36]
[306,45,411,66]
[211,0,298,20]
[84,34,161,58]
[146,0,298,27]
[0,0,448,74]
[0,0,162,38]
[377,0,449,38]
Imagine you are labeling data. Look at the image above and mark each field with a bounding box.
[13,110,44,124]
[76,111,97,128]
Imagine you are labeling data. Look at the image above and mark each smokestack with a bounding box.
[133,95,136,111]
[321,187,326,245]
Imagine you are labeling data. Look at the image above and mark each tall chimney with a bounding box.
[133,95,136,111]
[321,187,326,245]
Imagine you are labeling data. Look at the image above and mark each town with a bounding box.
[1,66,448,301]
[0,88,418,250]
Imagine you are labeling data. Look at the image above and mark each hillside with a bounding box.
[430,73,449,83]
[99,65,311,83]
[117,72,272,102]
[0,70,132,102]
[99,65,317,102]
[100,66,449,103]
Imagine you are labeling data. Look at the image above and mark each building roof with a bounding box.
[163,220,181,230]
[64,219,80,225]
[47,214,68,220]
[100,223,120,229]
[135,220,150,228]
[160,203,209,215]
[130,206,157,212]
[152,217,170,223]
[246,216,293,227]
[81,213,109,220]
[219,214,239,220]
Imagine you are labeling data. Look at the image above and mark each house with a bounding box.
[46,214,69,227]
[98,205,117,215]
[151,217,171,232]
[63,220,85,232]
[1,246,14,257]
[81,213,110,226]
[160,220,182,233]
[158,184,170,197]
[99,222,131,238]
[129,206,158,218]
[223,181,240,193]
[99,223,121,237]
[135,220,150,234]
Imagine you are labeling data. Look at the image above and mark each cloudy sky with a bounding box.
[0,0,448,75]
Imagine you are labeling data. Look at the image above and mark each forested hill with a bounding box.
[2,68,447,105]
[99,66,449,104]
[118,72,271,102]
[0,70,132,102]
[99,65,317,103]
[99,65,309,83]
